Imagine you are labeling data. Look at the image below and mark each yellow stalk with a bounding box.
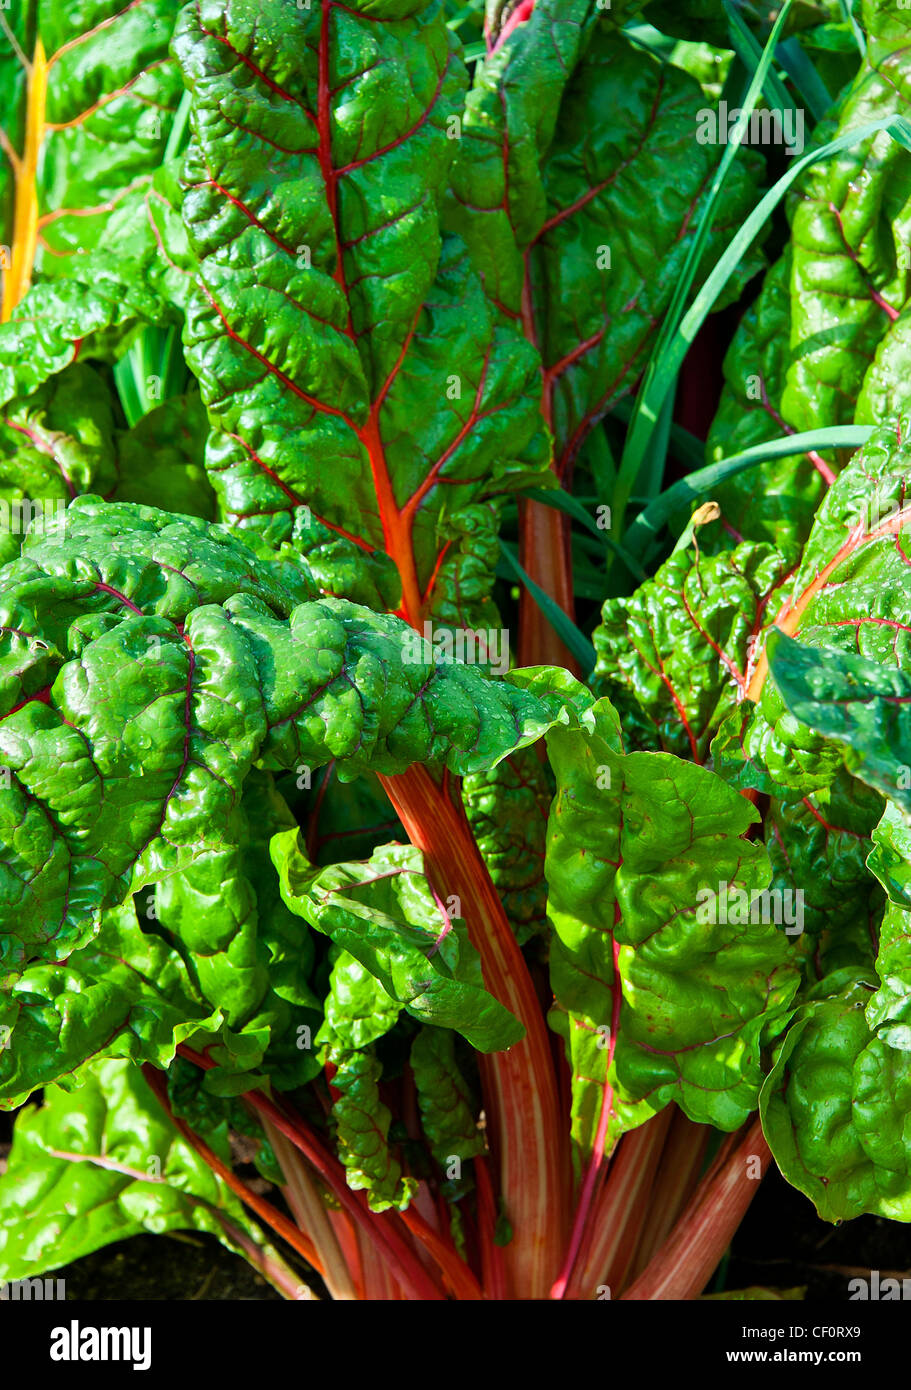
[2,37,47,323]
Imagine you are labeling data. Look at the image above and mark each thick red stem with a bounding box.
[574,1108,675,1300]
[551,932,621,1298]
[378,764,567,1298]
[621,1118,770,1300]
[626,1109,711,1283]
[175,1047,445,1301]
[140,1064,324,1276]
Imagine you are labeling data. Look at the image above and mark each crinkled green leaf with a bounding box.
[326,1045,417,1213]
[446,0,592,311]
[765,772,884,981]
[272,837,524,1054]
[410,1025,484,1196]
[785,7,911,438]
[760,975,911,1222]
[0,497,560,993]
[706,253,825,557]
[462,746,553,945]
[541,697,800,1165]
[525,29,765,480]
[173,0,549,628]
[594,539,791,759]
[152,772,323,1097]
[0,902,217,1109]
[316,948,409,1212]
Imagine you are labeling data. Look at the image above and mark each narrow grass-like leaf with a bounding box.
[614,113,911,546]
[613,0,798,539]
[724,1,795,116]
[624,426,873,558]
[498,542,597,675]
[775,36,832,123]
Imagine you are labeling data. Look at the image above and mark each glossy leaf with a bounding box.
[0,498,561,995]
[0,1057,267,1279]
[594,539,791,760]
[540,697,800,1164]
[173,0,550,629]
[272,836,524,1053]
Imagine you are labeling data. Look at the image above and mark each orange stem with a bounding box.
[378,764,567,1298]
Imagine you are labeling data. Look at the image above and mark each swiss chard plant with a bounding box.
[1,0,911,1303]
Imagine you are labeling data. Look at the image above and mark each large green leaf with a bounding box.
[173,0,549,629]
[521,691,800,1165]
[272,837,524,1054]
[0,1057,270,1279]
[0,498,561,1017]
[760,974,911,1222]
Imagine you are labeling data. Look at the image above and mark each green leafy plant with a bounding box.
[1,0,911,1304]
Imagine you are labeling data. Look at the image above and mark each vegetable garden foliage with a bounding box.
[0,0,910,1302]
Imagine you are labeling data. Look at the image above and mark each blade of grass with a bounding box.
[613,398,707,469]
[163,88,193,164]
[724,0,795,116]
[498,541,597,675]
[775,36,832,122]
[634,374,676,504]
[624,424,873,558]
[613,111,911,545]
[838,0,866,57]
[613,0,799,541]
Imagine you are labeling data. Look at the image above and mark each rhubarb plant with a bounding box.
[2,0,911,1305]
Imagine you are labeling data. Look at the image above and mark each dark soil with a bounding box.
[727,1166,911,1300]
[49,1231,286,1301]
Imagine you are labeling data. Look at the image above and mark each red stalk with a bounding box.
[262,1115,358,1300]
[621,1118,770,1300]
[399,1205,483,1301]
[175,1047,446,1301]
[572,1108,674,1300]
[327,1209,365,1299]
[474,1156,506,1300]
[517,262,580,672]
[140,1064,325,1277]
[551,932,621,1299]
[626,1109,711,1283]
[378,764,567,1298]
[517,499,580,670]
[209,1211,316,1300]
